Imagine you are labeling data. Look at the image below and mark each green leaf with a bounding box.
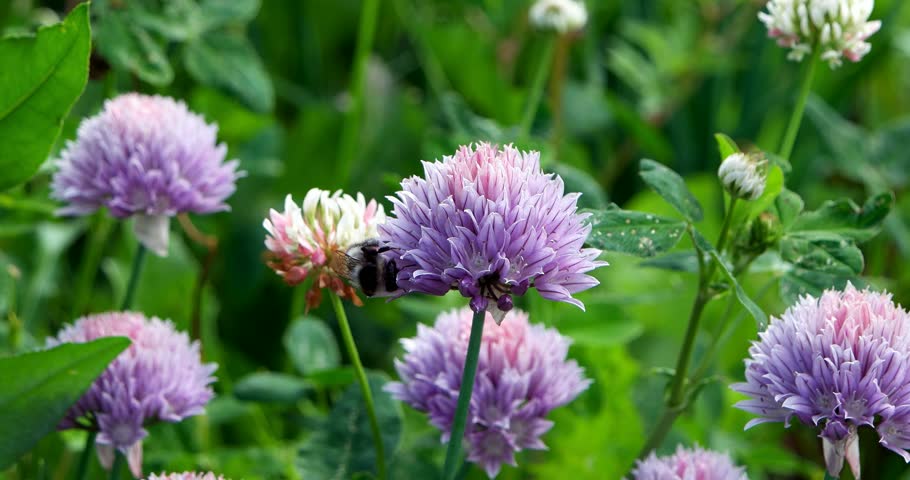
[585,206,687,257]
[549,163,608,210]
[714,133,739,159]
[184,31,275,112]
[305,367,357,388]
[639,251,698,272]
[283,316,340,376]
[779,268,862,305]
[639,159,703,221]
[0,337,130,469]
[790,192,894,242]
[707,249,768,329]
[0,3,91,190]
[199,0,261,31]
[780,233,864,276]
[298,373,402,478]
[234,372,310,403]
[94,6,174,86]
[772,188,804,230]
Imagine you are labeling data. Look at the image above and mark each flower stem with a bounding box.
[716,197,738,255]
[336,0,380,183]
[327,291,386,480]
[778,47,821,161]
[71,214,114,318]
[72,431,96,480]
[519,35,556,137]
[108,451,124,480]
[442,309,486,480]
[120,244,147,311]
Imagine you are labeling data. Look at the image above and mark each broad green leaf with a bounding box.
[708,249,768,328]
[714,133,739,159]
[780,233,864,277]
[0,3,90,190]
[298,373,402,479]
[184,31,275,112]
[0,337,130,469]
[305,367,357,388]
[639,159,703,221]
[200,0,262,31]
[283,316,340,376]
[549,163,608,210]
[772,188,804,230]
[779,269,863,305]
[234,372,310,403]
[790,192,894,242]
[585,206,687,257]
[94,6,174,85]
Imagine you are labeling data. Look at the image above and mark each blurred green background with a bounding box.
[2,0,910,478]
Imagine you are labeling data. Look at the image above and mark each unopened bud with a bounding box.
[529,0,588,34]
[718,152,768,201]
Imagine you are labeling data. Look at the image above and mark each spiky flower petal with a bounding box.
[49,312,216,478]
[263,188,385,310]
[379,143,606,322]
[758,0,881,68]
[386,307,590,478]
[51,93,242,256]
[631,445,748,480]
[731,283,910,478]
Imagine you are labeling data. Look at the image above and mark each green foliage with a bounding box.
[0,3,90,190]
[0,337,130,469]
[639,159,704,222]
[234,372,311,403]
[283,316,341,376]
[298,373,403,480]
[586,206,686,258]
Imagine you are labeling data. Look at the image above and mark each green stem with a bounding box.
[336,0,381,183]
[108,451,124,480]
[716,197,738,255]
[72,431,96,480]
[328,291,386,480]
[778,47,821,161]
[442,309,486,480]
[71,214,114,318]
[519,36,556,137]
[120,245,147,311]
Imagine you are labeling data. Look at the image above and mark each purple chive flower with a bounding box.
[731,283,910,478]
[385,307,590,478]
[379,143,606,322]
[48,312,217,478]
[630,444,748,480]
[147,473,227,480]
[51,93,243,256]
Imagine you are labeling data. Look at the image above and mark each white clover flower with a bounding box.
[718,152,768,201]
[758,0,881,68]
[529,0,588,34]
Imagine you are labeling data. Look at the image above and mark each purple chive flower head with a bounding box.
[731,283,910,478]
[385,307,591,478]
[380,143,606,322]
[147,473,227,480]
[630,445,748,480]
[49,312,217,478]
[51,93,243,256]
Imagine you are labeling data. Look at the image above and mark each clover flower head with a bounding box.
[49,312,217,478]
[51,93,243,256]
[385,307,591,478]
[631,445,748,480]
[718,152,768,201]
[731,283,910,478]
[263,188,386,310]
[758,0,881,68]
[529,0,588,34]
[147,474,227,480]
[379,143,607,323]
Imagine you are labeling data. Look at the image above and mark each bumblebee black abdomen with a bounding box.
[384,259,399,293]
[358,264,379,296]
